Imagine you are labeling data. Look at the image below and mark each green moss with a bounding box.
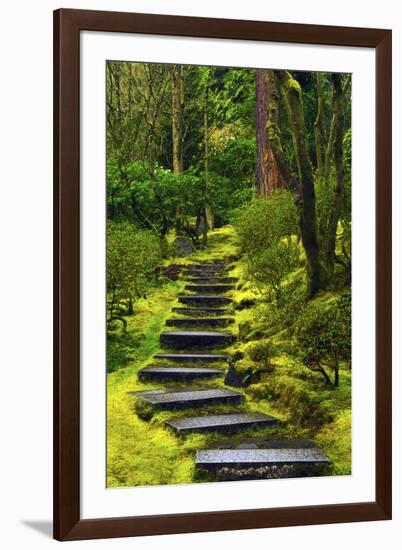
[288,76,302,94]
[107,279,184,375]
[107,224,351,486]
[315,409,352,475]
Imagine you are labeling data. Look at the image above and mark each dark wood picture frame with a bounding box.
[54,8,392,541]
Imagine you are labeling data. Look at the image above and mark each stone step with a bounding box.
[185,284,235,294]
[195,447,331,469]
[166,412,279,434]
[172,307,230,316]
[136,388,244,410]
[189,277,237,284]
[138,366,224,381]
[186,264,228,270]
[187,262,228,268]
[187,263,226,268]
[178,295,232,307]
[160,331,235,349]
[166,317,234,328]
[154,353,228,363]
[186,270,226,277]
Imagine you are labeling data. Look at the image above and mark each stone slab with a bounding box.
[137,388,244,410]
[186,261,229,269]
[172,307,230,316]
[138,366,224,380]
[160,330,235,349]
[166,318,234,328]
[166,412,279,434]
[185,284,235,293]
[178,295,232,307]
[189,277,237,284]
[195,448,331,468]
[154,353,228,362]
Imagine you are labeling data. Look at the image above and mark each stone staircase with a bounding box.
[135,259,330,481]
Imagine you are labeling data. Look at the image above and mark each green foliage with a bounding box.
[293,292,351,386]
[315,409,352,475]
[245,339,277,372]
[234,192,298,248]
[233,193,299,301]
[107,221,163,321]
[104,60,353,485]
[209,135,256,187]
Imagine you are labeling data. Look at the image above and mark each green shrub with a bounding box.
[107,221,164,326]
[234,192,298,252]
[233,194,300,302]
[246,339,277,370]
[293,293,351,386]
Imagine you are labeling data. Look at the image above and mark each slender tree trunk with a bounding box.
[256,70,268,195]
[171,65,184,174]
[317,365,333,386]
[202,70,211,245]
[325,73,345,276]
[334,363,339,387]
[324,113,336,183]
[276,71,324,297]
[314,73,324,181]
[256,69,285,195]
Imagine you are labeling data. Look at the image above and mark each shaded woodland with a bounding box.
[107,63,351,298]
[106,62,352,487]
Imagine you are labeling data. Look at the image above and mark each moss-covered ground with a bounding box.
[107,226,351,487]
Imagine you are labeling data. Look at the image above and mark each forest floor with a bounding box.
[107,226,351,487]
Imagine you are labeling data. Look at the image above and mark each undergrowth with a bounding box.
[107,225,352,487]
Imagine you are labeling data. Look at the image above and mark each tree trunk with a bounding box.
[317,365,333,386]
[276,71,324,297]
[202,70,211,245]
[324,113,336,183]
[256,69,285,195]
[314,73,324,181]
[325,73,345,277]
[171,65,184,174]
[334,363,339,387]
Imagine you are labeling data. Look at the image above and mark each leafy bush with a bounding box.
[234,192,298,250]
[247,240,299,301]
[293,293,351,386]
[107,221,163,328]
[233,193,299,301]
[246,339,277,370]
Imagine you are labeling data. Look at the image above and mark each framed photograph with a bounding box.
[54,8,392,541]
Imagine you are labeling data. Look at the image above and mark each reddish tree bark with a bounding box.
[256,69,285,195]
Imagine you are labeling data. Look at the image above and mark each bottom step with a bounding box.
[166,412,279,434]
[196,447,330,468]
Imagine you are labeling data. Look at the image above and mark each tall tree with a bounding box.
[273,71,324,297]
[171,65,184,174]
[256,69,284,197]
[201,68,213,244]
[314,73,325,182]
[256,69,285,195]
[325,73,345,276]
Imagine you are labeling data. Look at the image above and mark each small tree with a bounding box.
[234,193,299,302]
[107,222,163,329]
[294,293,351,386]
[246,240,298,303]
